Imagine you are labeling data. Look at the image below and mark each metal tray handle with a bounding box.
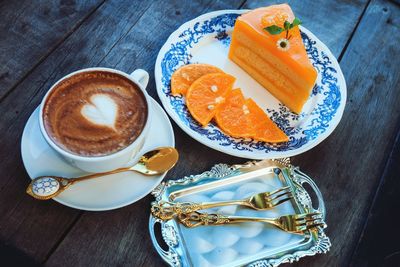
[149,216,179,267]
[293,168,326,219]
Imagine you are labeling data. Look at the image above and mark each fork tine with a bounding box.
[306,223,325,230]
[295,219,320,227]
[296,225,307,232]
[294,212,321,220]
[266,186,290,197]
[269,196,293,207]
[295,222,307,228]
[304,215,323,223]
[266,191,292,202]
[295,221,325,232]
[305,212,323,218]
[293,213,307,220]
[296,213,323,221]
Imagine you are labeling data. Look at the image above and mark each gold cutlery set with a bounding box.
[28,145,325,236]
[27,144,325,236]
[151,186,325,234]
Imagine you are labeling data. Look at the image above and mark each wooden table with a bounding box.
[0,0,399,266]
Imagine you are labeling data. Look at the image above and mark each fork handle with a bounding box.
[151,200,248,221]
[197,200,249,209]
[178,211,278,228]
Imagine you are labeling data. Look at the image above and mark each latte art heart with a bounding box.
[81,94,118,129]
[43,71,148,156]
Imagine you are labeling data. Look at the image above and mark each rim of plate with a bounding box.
[21,98,175,211]
[155,9,346,159]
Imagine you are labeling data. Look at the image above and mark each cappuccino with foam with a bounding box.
[42,71,148,157]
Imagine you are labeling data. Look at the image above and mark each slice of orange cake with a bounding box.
[229,4,317,114]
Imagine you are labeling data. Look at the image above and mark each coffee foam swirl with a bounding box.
[43,71,147,157]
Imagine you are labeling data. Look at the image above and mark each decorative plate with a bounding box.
[149,159,331,266]
[155,10,346,159]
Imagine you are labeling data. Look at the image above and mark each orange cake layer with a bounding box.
[229,4,317,114]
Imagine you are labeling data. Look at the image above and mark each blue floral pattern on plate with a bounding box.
[156,11,346,158]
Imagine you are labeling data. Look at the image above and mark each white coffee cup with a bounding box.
[39,67,152,173]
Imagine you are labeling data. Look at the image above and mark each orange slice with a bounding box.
[171,64,224,95]
[246,99,289,143]
[215,89,253,138]
[186,73,236,126]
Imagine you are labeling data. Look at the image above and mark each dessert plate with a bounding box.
[155,10,346,159]
[21,98,174,211]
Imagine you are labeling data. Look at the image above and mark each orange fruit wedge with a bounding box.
[186,73,236,126]
[171,63,223,95]
[246,99,289,143]
[215,89,253,138]
[215,89,288,143]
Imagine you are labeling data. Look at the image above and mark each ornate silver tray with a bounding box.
[149,159,330,266]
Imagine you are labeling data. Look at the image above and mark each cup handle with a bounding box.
[130,69,149,89]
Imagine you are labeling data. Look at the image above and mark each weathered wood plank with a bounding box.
[288,0,400,266]
[0,0,104,100]
[348,128,400,266]
[0,0,154,262]
[243,0,369,58]
[44,0,374,266]
[0,240,42,267]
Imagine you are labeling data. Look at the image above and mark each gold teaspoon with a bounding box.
[26,147,179,200]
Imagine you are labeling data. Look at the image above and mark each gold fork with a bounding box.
[178,211,325,233]
[151,186,293,221]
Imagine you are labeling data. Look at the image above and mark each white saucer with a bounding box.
[21,98,175,211]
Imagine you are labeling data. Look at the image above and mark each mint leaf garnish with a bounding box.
[263,16,302,43]
[290,17,302,29]
[264,25,284,35]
